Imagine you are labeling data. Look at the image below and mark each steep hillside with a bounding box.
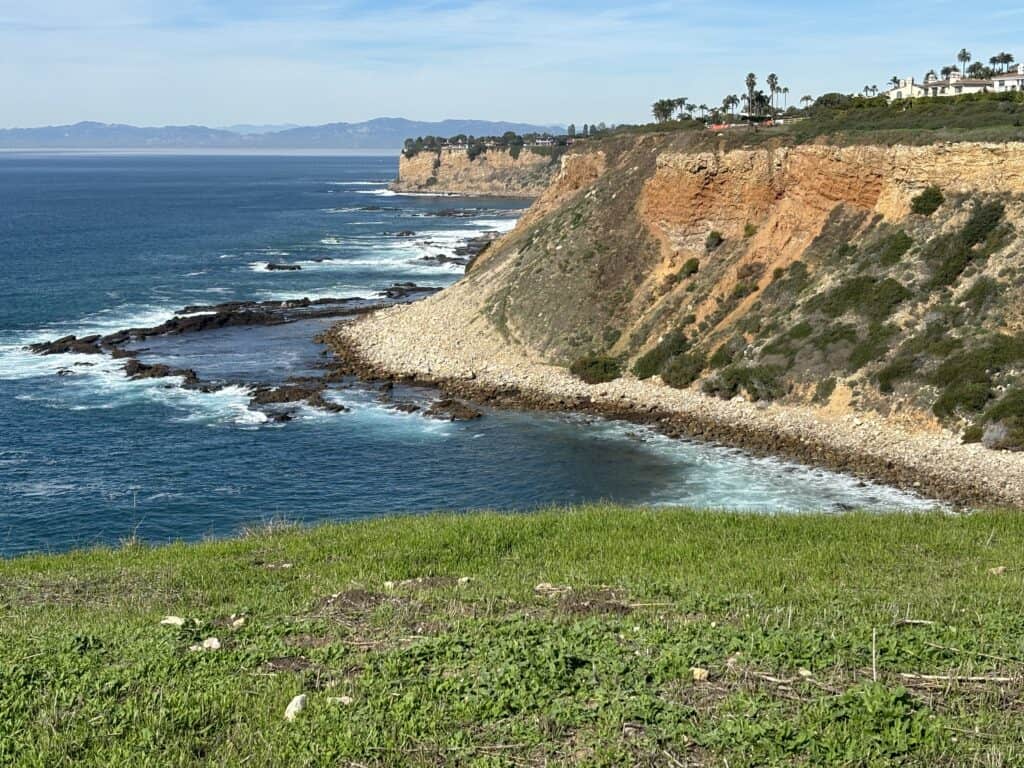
[423,135,1024,450]
[392,147,561,196]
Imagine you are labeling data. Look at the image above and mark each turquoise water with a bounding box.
[0,153,935,556]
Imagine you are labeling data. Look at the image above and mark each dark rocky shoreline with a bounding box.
[23,281,499,425]
[25,288,446,421]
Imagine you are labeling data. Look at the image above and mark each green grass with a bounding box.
[3,506,1024,766]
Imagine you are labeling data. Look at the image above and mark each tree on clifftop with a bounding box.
[991,52,1015,72]
[958,48,972,76]
[651,101,674,123]
[722,94,739,119]
[745,73,757,117]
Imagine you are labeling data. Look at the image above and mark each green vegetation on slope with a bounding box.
[3,507,1024,766]
[618,92,1024,150]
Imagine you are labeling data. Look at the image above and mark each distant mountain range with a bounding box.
[0,118,563,150]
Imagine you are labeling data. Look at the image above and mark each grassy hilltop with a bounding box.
[3,506,1024,766]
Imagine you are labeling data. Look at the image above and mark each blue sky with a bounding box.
[3,0,1023,127]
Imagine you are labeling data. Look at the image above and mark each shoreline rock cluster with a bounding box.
[25,287,486,426]
[328,300,1024,510]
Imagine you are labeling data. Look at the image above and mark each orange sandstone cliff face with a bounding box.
[392,147,560,196]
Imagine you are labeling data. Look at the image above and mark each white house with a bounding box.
[993,64,1024,92]
[886,77,927,101]
[886,70,992,101]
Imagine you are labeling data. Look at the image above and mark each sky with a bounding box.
[3,0,1024,128]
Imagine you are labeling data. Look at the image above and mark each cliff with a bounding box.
[374,134,1024,450]
[391,147,560,196]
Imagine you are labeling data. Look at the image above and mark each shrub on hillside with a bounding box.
[661,352,706,389]
[705,231,724,251]
[928,200,1009,291]
[848,323,899,371]
[911,186,944,216]
[932,382,993,419]
[633,331,689,380]
[814,377,837,404]
[703,364,785,402]
[570,354,622,384]
[961,277,1002,313]
[806,276,911,322]
[709,336,746,369]
[977,389,1024,450]
[681,258,701,278]
[878,230,914,266]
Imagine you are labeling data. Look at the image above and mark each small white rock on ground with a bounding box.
[284,694,308,721]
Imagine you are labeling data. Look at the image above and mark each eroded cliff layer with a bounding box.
[392,147,559,196]
[421,134,1024,448]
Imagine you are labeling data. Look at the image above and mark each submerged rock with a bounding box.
[28,335,103,355]
[250,384,324,406]
[306,391,350,414]
[425,398,483,421]
[381,283,442,300]
[124,359,199,386]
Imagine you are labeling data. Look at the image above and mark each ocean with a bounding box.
[0,152,935,556]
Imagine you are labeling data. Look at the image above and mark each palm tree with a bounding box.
[925,68,938,81]
[940,65,956,79]
[673,97,688,120]
[698,104,709,120]
[722,95,739,120]
[745,73,757,121]
[890,75,900,88]
[766,73,779,112]
[651,100,677,123]
[958,48,972,77]
[753,90,771,117]
[800,94,814,109]
[781,86,790,109]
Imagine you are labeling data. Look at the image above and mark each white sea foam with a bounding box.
[169,385,269,428]
[581,418,940,513]
[328,181,387,186]
[355,189,398,197]
[4,480,79,498]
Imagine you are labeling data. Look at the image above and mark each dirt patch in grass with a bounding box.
[262,656,315,674]
[384,576,461,591]
[314,588,392,616]
[284,633,335,649]
[557,588,633,616]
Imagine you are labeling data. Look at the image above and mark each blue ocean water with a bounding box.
[0,152,935,556]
